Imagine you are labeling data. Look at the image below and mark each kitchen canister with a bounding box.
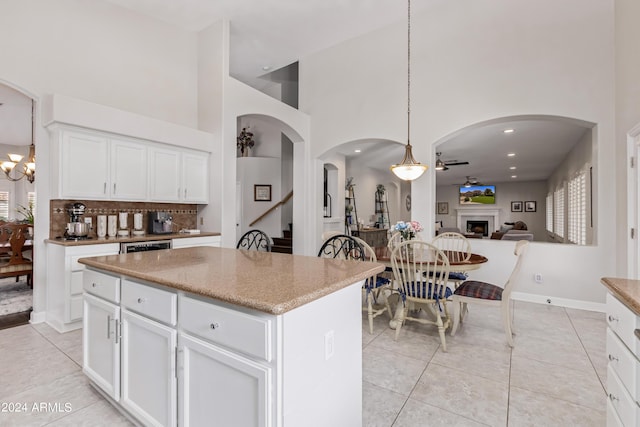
[107,215,117,237]
[97,215,107,238]
[133,213,143,230]
[119,212,128,230]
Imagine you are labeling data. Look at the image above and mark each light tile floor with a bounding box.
[0,300,606,426]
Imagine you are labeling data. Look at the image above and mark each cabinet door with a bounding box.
[83,294,120,401]
[111,139,148,200]
[149,148,181,202]
[178,334,272,427]
[182,152,209,203]
[121,310,177,427]
[61,131,109,198]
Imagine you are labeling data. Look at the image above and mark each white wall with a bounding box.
[615,0,640,275]
[0,0,198,127]
[300,0,615,306]
[236,157,282,239]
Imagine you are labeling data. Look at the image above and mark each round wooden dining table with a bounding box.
[373,246,488,273]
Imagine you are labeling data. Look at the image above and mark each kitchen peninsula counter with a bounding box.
[79,246,383,314]
[80,246,383,426]
[45,231,220,247]
[601,277,640,316]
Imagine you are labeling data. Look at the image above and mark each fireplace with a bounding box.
[466,220,489,236]
[457,208,500,238]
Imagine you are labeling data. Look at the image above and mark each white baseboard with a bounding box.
[511,291,605,313]
[29,311,46,324]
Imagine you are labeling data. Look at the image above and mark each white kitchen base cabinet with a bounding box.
[179,333,271,427]
[121,310,177,427]
[83,265,363,427]
[83,293,120,402]
[48,243,120,332]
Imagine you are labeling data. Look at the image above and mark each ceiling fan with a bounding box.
[435,152,469,171]
[462,176,482,187]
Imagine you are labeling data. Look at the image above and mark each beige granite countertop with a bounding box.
[45,232,220,246]
[601,277,640,316]
[79,246,384,315]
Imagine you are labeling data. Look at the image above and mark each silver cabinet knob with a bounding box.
[92,283,97,287]
[210,322,220,330]
[609,393,619,402]
[608,315,619,322]
[608,354,619,362]
[137,297,146,304]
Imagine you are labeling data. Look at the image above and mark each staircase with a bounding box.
[271,226,293,254]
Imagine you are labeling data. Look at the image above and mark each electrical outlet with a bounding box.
[324,330,335,360]
[84,217,92,228]
[534,273,543,283]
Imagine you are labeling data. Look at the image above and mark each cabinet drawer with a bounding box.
[179,296,272,361]
[121,280,177,325]
[606,293,640,353]
[607,328,640,400]
[84,270,120,303]
[607,365,639,427]
[608,398,624,427]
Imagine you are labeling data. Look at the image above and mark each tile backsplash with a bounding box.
[50,200,198,239]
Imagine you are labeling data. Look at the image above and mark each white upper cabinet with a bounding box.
[149,147,181,202]
[61,130,110,198]
[52,126,209,204]
[149,147,209,204]
[182,152,209,203]
[111,139,148,200]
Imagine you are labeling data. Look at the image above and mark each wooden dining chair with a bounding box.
[431,231,472,289]
[352,237,392,334]
[390,240,452,351]
[450,240,529,347]
[236,229,272,252]
[0,222,33,287]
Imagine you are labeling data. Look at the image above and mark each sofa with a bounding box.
[490,221,532,240]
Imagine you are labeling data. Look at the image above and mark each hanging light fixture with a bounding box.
[1,99,35,183]
[434,152,448,171]
[391,0,427,181]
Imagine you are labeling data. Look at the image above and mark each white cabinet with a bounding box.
[121,310,177,427]
[61,130,110,198]
[47,243,120,332]
[83,293,121,402]
[149,147,209,204]
[606,292,640,426]
[51,126,208,203]
[179,333,271,427]
[110,138,148,200]
[171,235,220,249]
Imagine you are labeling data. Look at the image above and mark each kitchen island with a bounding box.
[79,246,383,427]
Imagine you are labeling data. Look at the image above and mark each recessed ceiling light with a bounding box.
[503,129,515,134]
[511,175,517,178]
[262,66,271,71]
[509,166,516,170]
[507,153,516,157]
[354,149,361,153]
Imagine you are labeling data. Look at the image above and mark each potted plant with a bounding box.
[237,127,255,157]
[17,203,34,225]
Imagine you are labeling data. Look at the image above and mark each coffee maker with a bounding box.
[149,212,173,234]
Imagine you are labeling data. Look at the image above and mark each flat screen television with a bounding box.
[459,185,496,205]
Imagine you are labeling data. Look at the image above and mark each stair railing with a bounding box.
[249,190,293,227]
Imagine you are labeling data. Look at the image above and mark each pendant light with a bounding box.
[390,0,427,181]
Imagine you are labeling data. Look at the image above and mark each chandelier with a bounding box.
[1,99,35,183]
[390,0,427,181]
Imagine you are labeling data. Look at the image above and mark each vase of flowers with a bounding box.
[237,127,255,157]
[392,220,423,241]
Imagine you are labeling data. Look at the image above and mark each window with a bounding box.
[0,191,8,220]
[554,187,565,239]
[545,193,553,233]
[568,172,586,245]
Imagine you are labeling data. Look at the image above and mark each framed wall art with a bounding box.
[525,201,537,212]
[511,201,523,212]
[254,184,272,201]
[437,201,449,215]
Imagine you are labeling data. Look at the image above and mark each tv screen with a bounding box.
[459,185,496,205]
